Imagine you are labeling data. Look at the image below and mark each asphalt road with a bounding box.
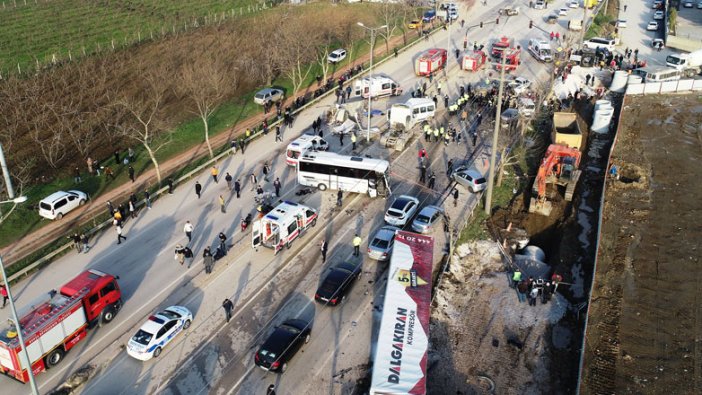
[0,0,569,393]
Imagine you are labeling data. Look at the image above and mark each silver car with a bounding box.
[452,167,488,193]
[254,88,284,105]
[367,226,400,261]
[411,206,444,234]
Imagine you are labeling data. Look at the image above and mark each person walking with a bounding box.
[452,188,459,207]
[320,239,328,263]
[249,173,257,191]
[128,165,135,183]
[80,233,89,253]
[446,159,454,177]
[116,223,127,245]
[511,269,522,288]
[337,189,343,207]
[275,126,283,142]
[203,247,214,274]
[230,139,238,155]
[175,244,186,265]
[352,234,362,257]
[219,195,226,213]
[273,178,282,197]
[144,190,152,209]
[0,285,8,308]
[211,166,219,183]
[419,163,427,183]
[517,280,528,303]
[528,286,539,306]
[234,179,241,198]
[195,181,202,199]
[69,233,82,253]
[262,163,271,182]
[184,221,194,243]
[222,299,234,323]
[427,172,436,189]
[225,172,233,190]
[183,246,194,268]
[218,232,228,255]
[167,178,174,194]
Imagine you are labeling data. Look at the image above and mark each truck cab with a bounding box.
[252,201,318,254]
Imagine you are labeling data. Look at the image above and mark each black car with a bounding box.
[254,319,311,373]
[314,262,362,306]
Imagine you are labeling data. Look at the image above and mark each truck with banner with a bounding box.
[370,230,433,395]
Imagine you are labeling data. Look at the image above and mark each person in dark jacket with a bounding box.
[203,247,214,274]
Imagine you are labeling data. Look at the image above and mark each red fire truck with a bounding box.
[414,48,447,77]
[495,47,521,72]
[0,269,122,383]
[462,50,487,71]
[490,36,512,58]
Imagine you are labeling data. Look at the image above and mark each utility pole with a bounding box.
[484,50,508,215]
[357,22,387,143]
[580,2,589,44]
[0,143,15,199]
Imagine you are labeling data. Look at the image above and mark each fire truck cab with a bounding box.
[495,48,521,72]
[252,201,318,254]
[414,48,448,76]
[462,50,487,71]
[491,37,512,58]
[0,270,122,383]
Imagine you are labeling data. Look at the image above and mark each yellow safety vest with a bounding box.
[440,126,445,135]
[434,128,439,136]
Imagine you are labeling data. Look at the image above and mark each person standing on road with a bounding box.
[517,280,528,303]
[427,172,436,190]
[351,132,357,151]
[195,181,202,199]
[337,190,343,207]
[225,172,233,190]
[273,178,282,197]
[184,221,194,243]
[69,233,81,253]
[511,269,522,288]
[167,178,174,194]
[234,179,241,198]
[447,159,454,177]
[203,247,214,274]
[129,200,137,219]
[275,126,283,142]
[183,246,194,268]
[0,285,8,308]
[320,239,328,263]
[211,166,220,183]
[219,195,226,213]
[81,233,89,253]
[222,299,234,323]
[218,232,228,255]
[267,384,276,395]
[419,163,427,183]
[452,188,459,207]
[249,173,258,191]
[116,223,127,245]
[262,162,271,182]
[352,234,362,257]
[339,131,344,146]
[144,191,152,209]
[230,139,238,155]
[128,165,135,183]
[175,244,186,265]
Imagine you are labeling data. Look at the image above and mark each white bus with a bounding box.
[632,66,682,82]
[297,151,391,197]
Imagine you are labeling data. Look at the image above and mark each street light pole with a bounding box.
[0,255,40,394]
[0,143,15,199]
[357,22,387,143]
[484,51,508,215]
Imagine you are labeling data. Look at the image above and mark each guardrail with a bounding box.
[6,23,447,283]
[625,78,702,94]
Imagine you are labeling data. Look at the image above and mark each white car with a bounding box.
[534,0,546,9]
[508,77,532,94]
[327,49,347,63]
[652,0,663,7]
[653,10,664,20]
[558,7,568,15]
[682,0,693,7]
[384,195,419,227]
[616,19,627,28]
[127,306,193,361]
[651,38,665,48]
[38,190,88,220]
[646,21,659,31]
[567,1,579,8]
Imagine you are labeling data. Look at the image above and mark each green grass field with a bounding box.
[0,0,266,72]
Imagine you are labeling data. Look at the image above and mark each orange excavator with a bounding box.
[529,144,582,216]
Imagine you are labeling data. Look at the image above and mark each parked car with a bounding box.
[567,1,579,8]
[422,10,437,22]
[683,0,693,7]
[254,319,311,373]
[653,10,665,20]
[558,7,568,15]
[616,19,628,28]
[652,0,663,8]
[500,108,520,124]
[534,0,546,9]
[384,195,419,227]
[38,190,88,220]
[327,49,347,63]
[411,206,444,234]
[368,225,401,261]
[508,76,531,94]
[452,167,488,193]
[126,306,192,361]
[646,21,659,31]
[651,38,665,48]
[582,37,616,51]
[314,262,362,306]
[547,14,559,23]
[408,19,423,29]
[254,88,284,105]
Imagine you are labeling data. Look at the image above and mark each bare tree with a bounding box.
[180,56,235,158]
[114,70,172,184]
[376,3,402,54]
[277,17,318,95]
[249,17,281,86]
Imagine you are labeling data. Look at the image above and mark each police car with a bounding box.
[127,306,193,361]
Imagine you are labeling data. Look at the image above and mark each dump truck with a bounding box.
[0,270,123,383]
[551,112,583,150]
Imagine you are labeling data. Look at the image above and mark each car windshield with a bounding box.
[386,209,403,218]
[371,237,390,249]
[255,92,265,99]
[390,199,409,210]
[415,214,431,224]
[132,329,153,346]
[160,309,182,320]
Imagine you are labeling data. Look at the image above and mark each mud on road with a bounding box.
[581,94,702,393]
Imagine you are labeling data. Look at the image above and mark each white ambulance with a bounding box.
[251,201,318,254]
[354,76,403,99]
[388,98,436,130]
[527,39,553,62]
[285,134,329,166]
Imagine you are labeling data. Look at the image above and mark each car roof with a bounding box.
[139,313,173,334]
[374,226,400,240]
[331,48,345,54]
[41,190,78,203]
[257,87,278,94]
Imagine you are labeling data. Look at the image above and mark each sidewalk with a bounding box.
[0,32,412,267]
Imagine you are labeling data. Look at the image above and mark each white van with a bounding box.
[388,98,436,130]
[285,134,329,166]
[582,37,615,51]
[38,190,88,220]
[354,76,403,99]
[528,39,553,62]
